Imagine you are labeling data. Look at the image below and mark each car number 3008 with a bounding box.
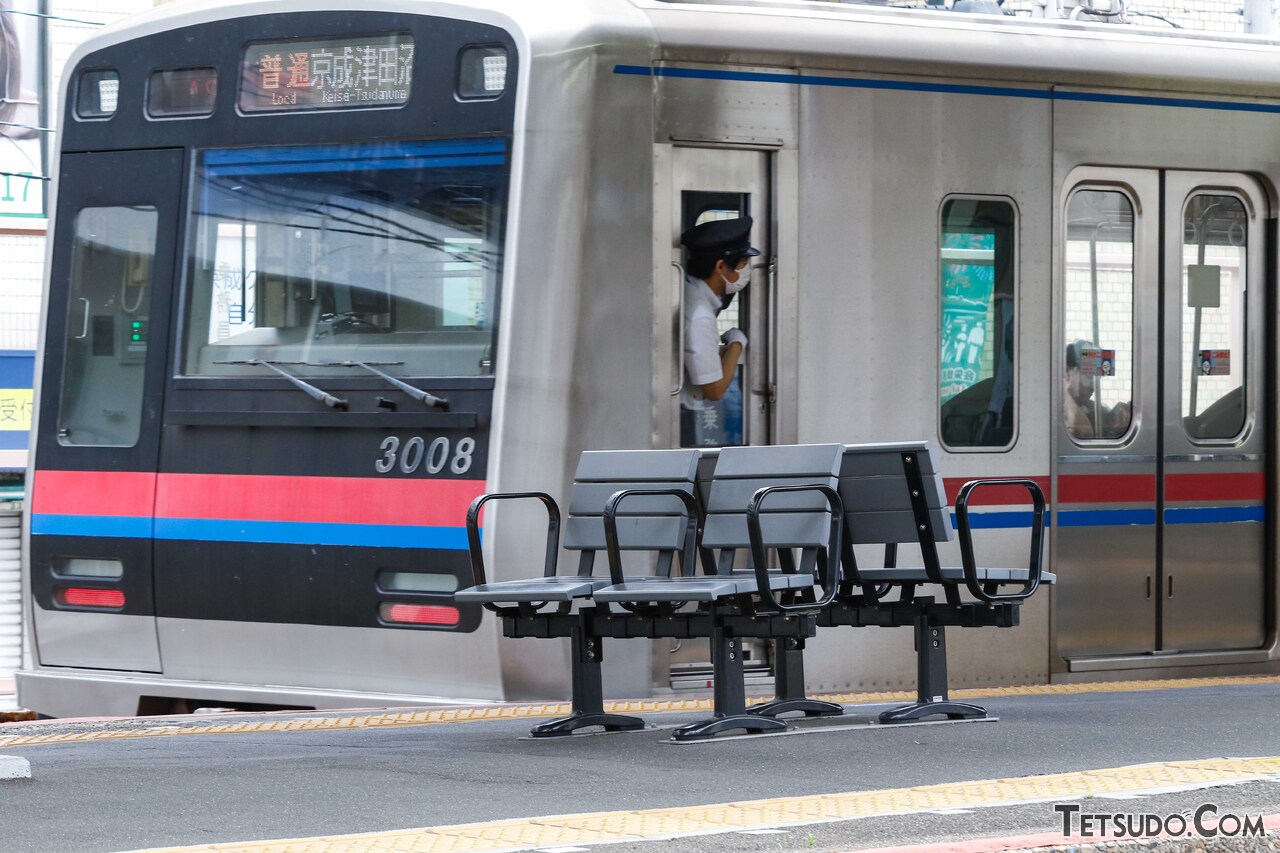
[375,435,477,475]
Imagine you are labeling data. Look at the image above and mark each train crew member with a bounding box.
[679,217,758,445]
[1064,339,1130,439]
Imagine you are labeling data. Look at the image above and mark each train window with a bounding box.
[938,197,1016,449]
[181,138,508,378]
[57,206,159,447]
[457,46,508,99]
[147,67,217,118]
[75,70,119,119]
[1063,189,1134,442]
[1181,194,1247,440]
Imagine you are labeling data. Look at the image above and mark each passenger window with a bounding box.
[1063,189,1134,442]
[57,206,159,446]
[1181,193,1247,440]
[938,197,1016,449]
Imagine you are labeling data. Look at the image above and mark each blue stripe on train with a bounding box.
[35,506,1262,542]
[31,515,472,550]
[614,64,1280,115]
[958,506,1266,529]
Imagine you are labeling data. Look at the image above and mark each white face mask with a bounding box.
[723,263,751,294]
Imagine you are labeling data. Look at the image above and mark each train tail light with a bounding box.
[57,587,125,609]
[379,603,460,627]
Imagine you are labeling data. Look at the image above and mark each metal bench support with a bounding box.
[879,599,987,723]
[672,624,787,741]
[531,614,646,737]
[748,638,843,719]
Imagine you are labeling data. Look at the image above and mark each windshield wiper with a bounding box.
[342,361,449,411]
[217,360,349,410]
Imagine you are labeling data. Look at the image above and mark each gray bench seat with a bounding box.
[454,577,613,603]
[593,572,815,603]
[856,567,1056,585]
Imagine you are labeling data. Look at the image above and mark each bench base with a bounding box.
[879,700,988,723]
[672,713,788,741]
[530,711,647,737]
[748,697,844,719]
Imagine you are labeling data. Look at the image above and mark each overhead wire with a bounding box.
[1,6,113,186]
[0,8,104,27]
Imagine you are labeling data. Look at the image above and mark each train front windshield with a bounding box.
[182,138,507,378]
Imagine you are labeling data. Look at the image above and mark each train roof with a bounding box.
[74,0,1280,100]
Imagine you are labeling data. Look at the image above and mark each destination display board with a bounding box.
[240,33,414,112]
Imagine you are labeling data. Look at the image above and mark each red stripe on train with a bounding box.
[943,477,1051,507]
[33,470,487,527]
[157,474,487,526]
[30,470,157,517]
[1057,473,1156,504]
[1165,471,1265,502]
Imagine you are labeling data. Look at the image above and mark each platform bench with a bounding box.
[457,444,846,740]
[760,441,1051,723]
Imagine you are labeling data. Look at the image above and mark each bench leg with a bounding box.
[879,614,987,724]
[673,625,787,741]
[748,638,843,719]
[530,621,645,737]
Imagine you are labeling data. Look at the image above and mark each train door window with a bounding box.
[679,192,749,448]
[938,197,1016,449]
[56,205,159,446]
[1062,189,1135,442]
[1180,193,1247,440]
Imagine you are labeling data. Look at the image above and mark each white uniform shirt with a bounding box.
[681,274,724,409]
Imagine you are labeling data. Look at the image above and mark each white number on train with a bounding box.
[376,435,476,475]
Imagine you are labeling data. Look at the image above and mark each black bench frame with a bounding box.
[457,442,1047,739]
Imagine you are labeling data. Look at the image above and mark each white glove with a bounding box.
[721,328,748,350]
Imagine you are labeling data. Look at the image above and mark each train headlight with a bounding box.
[76,70,120,119]
[458,46,508,99]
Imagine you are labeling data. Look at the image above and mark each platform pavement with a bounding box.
[4,676,1280,852]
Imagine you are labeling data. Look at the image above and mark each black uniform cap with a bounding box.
[679,216,761,260]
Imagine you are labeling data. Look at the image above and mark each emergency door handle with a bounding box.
[671,261,686,397]
[75,298,90,339]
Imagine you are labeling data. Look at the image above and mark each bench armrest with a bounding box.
[747,483,844,615]
[602,488,701,586]
[954,478,1046,603]
[465,492,561,589]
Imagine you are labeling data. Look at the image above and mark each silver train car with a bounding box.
[18,0,1280,717]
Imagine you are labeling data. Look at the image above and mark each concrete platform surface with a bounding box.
[2,676,1280,853]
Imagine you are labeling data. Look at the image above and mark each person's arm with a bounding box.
[699,341,743,402]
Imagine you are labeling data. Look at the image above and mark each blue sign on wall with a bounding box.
[0,351,35,467]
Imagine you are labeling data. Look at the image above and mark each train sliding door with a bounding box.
[1055,168,1269,668]
[657,145,772,688]
[28,149,183,671]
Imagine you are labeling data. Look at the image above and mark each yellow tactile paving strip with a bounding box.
[3,674,1280,749]
[119,756,1280,853]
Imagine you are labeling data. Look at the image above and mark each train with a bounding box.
[16,0,1280,717]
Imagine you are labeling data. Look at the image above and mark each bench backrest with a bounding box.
[702,444,843,572]
[838,442,953,546]
[564,449,701,576]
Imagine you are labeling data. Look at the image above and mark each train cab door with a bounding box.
[1054,168,1270,669]
[27,149,183,672]
[656,145,772,689]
